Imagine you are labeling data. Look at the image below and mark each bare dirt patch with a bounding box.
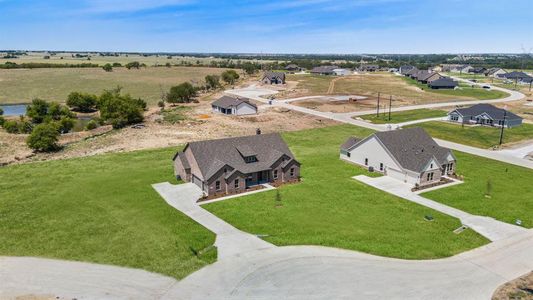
[493,272,533,300]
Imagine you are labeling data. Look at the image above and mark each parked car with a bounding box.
[482,85,491,89]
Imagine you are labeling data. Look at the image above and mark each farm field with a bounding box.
[423,151,533,228]
[0,66,231,105]
[408,121,533,149]
[0,147,217,279]
[360,109,447,124]
[205,125,488,259]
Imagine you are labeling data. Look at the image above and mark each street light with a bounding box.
[499,106,507,146]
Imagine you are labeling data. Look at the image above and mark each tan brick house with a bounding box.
[173,133,300,197]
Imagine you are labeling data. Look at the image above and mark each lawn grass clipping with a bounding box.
[360,109,447,124]
[204,125,488,259]
[408,121,533,149]
[0,148,216,279]
[423,151,533,228]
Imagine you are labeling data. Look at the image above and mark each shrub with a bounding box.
[112,62,122,67]
[26,99,74,124]
[85,120,98,130]
[157,100,165,108]
[102,63,113,72]
[97,87,146,129]
[221,70,240,85]
[205,75,220,90]
[125,61,141,69]
[58,116,75,133]
[27,122,60,152]
[166,82,197,104]
[3,120,20,133]
[66,92,98,112]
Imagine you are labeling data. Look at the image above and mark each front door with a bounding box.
[258,171,263,182]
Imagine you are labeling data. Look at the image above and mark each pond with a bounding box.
[0,104,27,116]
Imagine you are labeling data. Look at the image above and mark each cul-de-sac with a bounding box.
[1,1,533,300]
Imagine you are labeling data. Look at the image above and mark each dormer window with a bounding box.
[244,156,257,163]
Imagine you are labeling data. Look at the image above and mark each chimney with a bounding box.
[256,128,262,135]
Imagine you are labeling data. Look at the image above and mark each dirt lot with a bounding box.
[0,95,337,165]
[493,272,533,300]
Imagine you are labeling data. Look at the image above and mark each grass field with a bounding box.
[205,125,488,259]
[0,148,216,279]
[360,109,447,124]
[286,74,333,95]
[423,151,533,228]
[408,121,533,148]
[401,77,509,100]
[0,67,230,105]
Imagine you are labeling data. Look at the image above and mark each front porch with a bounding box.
[245,170,271,188]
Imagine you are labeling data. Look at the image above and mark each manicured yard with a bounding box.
[359,109,447,124]
[0,148,216,279]
[408,121,533,148]
[205,125,488,259]
[401,77,509,100]
[423,151,533,228]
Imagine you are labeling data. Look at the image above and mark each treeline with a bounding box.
[0,62,100,69]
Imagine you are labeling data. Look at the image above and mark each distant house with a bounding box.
[333,68,352,76]
[399,65,416,75]
[442,64,472,73]
[285,64,301,72]
[417,72,442,84]
[310,65,338,75]
[447,104,523,128]
[360,65,379,72]
[500,71,532,82]
[428,77,459,89]
[469,67,487,74]
[404,68,419,77]
[261,71,286,84]
[173,133,301,197]
[340,128,456,187]
[212,96,257,116]
[484,68,507,78]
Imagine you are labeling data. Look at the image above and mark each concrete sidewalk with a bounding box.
[353,175,527,242]
[152,182,275,259]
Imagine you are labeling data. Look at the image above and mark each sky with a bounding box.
[0,0,532,54]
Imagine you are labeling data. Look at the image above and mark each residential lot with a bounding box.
[409,121,533,148]
[0,148,216,279]
[423,151,533,228]
[360,108,447,124]
[0,67,231,105]
[205,125,488,259]
[400,77,509,100]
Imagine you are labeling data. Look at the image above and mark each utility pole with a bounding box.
[388,95,392,121]
[376,92,381,117]
[499,109,507,146]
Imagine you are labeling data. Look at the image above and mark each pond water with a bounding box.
[0,104,27,116]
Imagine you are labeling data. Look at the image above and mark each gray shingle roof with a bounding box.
[373,128,454,173]
[178,152,190,169]
[429,77,459,88]
[180,133,299,181]
[211,96,257,110]
[501,71,531,80]
[311,66,338,74]
[340,137,359,151]
[453,104,522,121]
[263,71,286,81]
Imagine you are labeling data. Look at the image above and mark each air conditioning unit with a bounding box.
[368,166,374,172]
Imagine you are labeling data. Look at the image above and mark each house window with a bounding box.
[379,163,384,171]
[273,170,278,180]
[234,179,239,189]
[430,163,433,169]
[290,168,295,177]
[244,156,257,163]
[364,158,368,166]
[215,181,221,191]
[426,173,434,181]
[347,152,351,158]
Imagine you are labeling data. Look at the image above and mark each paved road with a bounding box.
[354,175,527,242]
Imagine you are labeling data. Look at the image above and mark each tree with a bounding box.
[0,107,4,126]
[27,122,60,152]
[125,61,141,69]
[166,82,197,104]
[26,99,49,123]
[102,63,113,72]
[205,75,220,90]
[275,189,282,207]
[97,87,146,129]
[242,62,258,75]
[66,92,98,112]
[221,70,240,85]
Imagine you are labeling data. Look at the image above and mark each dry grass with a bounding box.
[0,67,231,105]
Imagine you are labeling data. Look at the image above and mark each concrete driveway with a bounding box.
[152,182,274,259]
[354,175,527,242]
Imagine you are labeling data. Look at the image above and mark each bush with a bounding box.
[102,63,113,72]
[26,99,74,124]
[221,70,240,85]
[85,120,98,130]
[3,120,20,133]
[205,75,220,90]
[0,107,3,126]
[66,92,98,112]
[27,123,60,152]
[125,61,141,69]
[166,82,197,104]
[97,87,146,129]
[112,62,122,67]
[158,100,165,108]
[58,116,75,133]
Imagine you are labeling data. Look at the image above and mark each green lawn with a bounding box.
[423,152,533,228]
[408,121,533,149]
[402,77,509,100]
[204,125,488,259]
[0,148,216,279]
[360,109,447,124]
